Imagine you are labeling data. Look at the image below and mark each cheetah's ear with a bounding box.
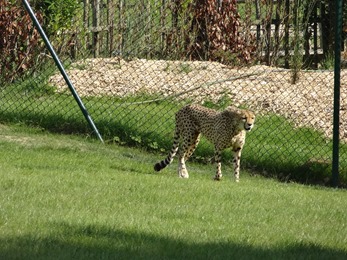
[224,108,242,118]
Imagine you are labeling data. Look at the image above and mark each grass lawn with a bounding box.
[0,123,346,259]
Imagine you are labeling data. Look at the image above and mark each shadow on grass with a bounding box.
[1,223,346,259]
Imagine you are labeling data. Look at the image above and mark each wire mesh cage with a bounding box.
[0,0,346,186]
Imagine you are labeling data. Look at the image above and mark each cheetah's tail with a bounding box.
[154,130,179,172]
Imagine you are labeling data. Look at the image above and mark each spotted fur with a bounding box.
[154,104,255,182]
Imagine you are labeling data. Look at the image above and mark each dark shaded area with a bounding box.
[0,111,90,135]
[0,222,346,260]
[0,110,170,150]
[245,158,347,189]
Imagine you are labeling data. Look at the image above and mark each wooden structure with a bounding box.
[78,0,334,68]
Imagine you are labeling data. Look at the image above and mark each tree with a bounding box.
[189,0,256,65]
[0,1,42,82]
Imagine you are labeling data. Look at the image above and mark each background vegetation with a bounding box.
[0,0,42,82]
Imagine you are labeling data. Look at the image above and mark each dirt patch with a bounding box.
[49,58,347,142]
[1,135,35,145]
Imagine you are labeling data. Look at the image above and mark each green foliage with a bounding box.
[290,0,319,82]
[33,0,82,35]
[320,52,335,70]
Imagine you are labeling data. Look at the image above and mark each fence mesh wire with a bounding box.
[1,0,346,186]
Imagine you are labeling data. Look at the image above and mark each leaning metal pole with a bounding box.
[22,0,104,143]
[332,0,343,187]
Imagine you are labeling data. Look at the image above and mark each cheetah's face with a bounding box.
[241,110,255,132]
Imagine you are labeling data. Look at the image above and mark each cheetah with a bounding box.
[154,104,255,182]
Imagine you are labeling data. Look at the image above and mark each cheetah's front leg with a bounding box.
[233,147,242,182]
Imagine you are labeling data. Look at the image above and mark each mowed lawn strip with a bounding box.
[0,124,346,259]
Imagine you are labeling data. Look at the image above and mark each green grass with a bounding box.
[1,82,347,187]
[0,123,347,259]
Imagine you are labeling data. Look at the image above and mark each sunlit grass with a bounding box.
[0,123,346,259]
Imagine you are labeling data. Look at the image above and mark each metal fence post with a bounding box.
[332,0,343,187]
[22,0,104,143]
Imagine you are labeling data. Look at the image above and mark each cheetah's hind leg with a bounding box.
[184,132,200,161]
[177,130,200,178]
[178,147,190,178]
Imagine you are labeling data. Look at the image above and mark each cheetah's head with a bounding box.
[240,110,255,132]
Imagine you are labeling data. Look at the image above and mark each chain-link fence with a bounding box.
[1,0,346,186]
